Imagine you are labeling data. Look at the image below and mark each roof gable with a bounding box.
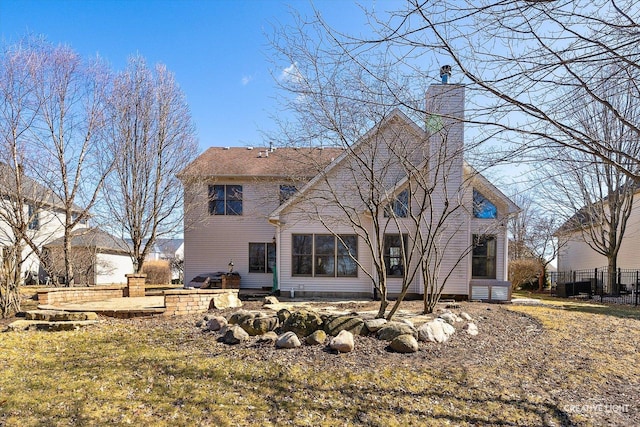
[270,109,427,220]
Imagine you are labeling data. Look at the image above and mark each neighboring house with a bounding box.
[180,83,519,299]
[0,163,87,283]
[146,238,184,262]
[43,227,133,285]
[557,191,640,272]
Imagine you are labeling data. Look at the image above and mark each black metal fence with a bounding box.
[551,268,640,306]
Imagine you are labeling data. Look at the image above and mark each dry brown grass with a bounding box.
[0,300,638,426]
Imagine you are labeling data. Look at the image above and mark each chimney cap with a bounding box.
[440,65,452,84]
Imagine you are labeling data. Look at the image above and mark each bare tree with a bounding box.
[24,39,112,286]
[102,56,197,273]
[366,0,640,180]
[269,15,508,318]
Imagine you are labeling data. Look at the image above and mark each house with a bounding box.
[43,227,134,285]
[180,83,519,300]
[0,163,87,283]
[557,190,640,272]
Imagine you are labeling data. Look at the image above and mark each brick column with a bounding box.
[126,274,147,297]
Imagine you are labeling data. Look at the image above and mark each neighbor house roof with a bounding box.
[0,163,84,213]
[44,227,129,254]
[178,146,344,180]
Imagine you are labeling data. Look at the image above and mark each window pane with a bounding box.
[249,243,266,273]
[227,185,243,201]
[267,243,276,273]
[227,200,243,215]
[337,235,358,278]
[210,200,225,215]
[473,189,497,219]
[384,234,406,277]
[472,234,497,279]
[292,234,312,276]
[279,185,297,204]
[384,189,409,218]
[314,235,335,276]
[210,185,224,200]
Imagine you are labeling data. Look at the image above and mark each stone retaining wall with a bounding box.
[37,285,127,306]
[163,289,241,316]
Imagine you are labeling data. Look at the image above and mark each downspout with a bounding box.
[268,217,281,294]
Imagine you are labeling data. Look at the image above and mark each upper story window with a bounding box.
[384,189,409,218]
[28,204,40,230]
[208,185,242,215]
[473,189,497,219]
[292,234,358,277]
[279,185,297,204]
[472,234,496,279]
[384,234,407,277]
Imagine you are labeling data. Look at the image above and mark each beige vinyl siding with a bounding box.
[184,179,282,288]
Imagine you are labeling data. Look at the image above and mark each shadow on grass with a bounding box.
[560,303,640,320]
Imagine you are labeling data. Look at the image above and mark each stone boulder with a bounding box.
[276,331,301,349]
[418,319,455,343]
[389,334,419,353]
[222,325,249,345]
[376,322,418,341]
[206,316,227,331]
[276,308,291,324]
[210,292,242,309]
[263,296,279,306]
[228,310,254,325]
[329,330,354,353]
[464,322,479,336]
[460,312,473,321]
[324,315,366,336]
[256,331,278,344]
[305,329,327,345]
[364,318,387,333]
[282,310,323,337]
[438,312,460,325]
[249,316,280,335]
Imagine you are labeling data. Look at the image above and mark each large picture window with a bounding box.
[384,234,407,277]
[292,234,358,277]
[249,242,276,273]
[472,234,496,279]
[208,185,243,215]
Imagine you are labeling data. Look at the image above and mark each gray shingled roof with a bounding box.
[179,146,343,179]
[44,227,129,253]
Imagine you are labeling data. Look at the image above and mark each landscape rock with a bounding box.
[247,316,280,336]
[400,319,415,328]
[376,322,418,341]
[209,292,242,310]
[329,330,354,353]
[460,312,473,321]
[418,319,455,343]
[25,310,98,322]
[263,296,279,306]
[276,331,301,349]
[324,315,366,336]
[305,329,327,345]
[222,325,249,345]
[439,312,459,325]
[389,334,419,353]
[276,308,291,324]
[364,318,387,333]
[282,310,323,337]
[228,310,255,325]
[465,322,479,336]
[206,316,227,331]
[256,331,278,344]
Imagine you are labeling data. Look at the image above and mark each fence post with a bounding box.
[636,270,639,307]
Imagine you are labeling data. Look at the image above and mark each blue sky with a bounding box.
[0,0,379,152]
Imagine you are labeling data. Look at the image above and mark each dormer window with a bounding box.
[473,189,497,219]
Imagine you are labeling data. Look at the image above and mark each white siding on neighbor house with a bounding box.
[95,253,134,284]
[184,179,283,288]
[558,192,640,271]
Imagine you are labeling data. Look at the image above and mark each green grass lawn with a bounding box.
[1,299,639,426]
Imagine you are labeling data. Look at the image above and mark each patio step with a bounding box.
[6,318,99,332]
